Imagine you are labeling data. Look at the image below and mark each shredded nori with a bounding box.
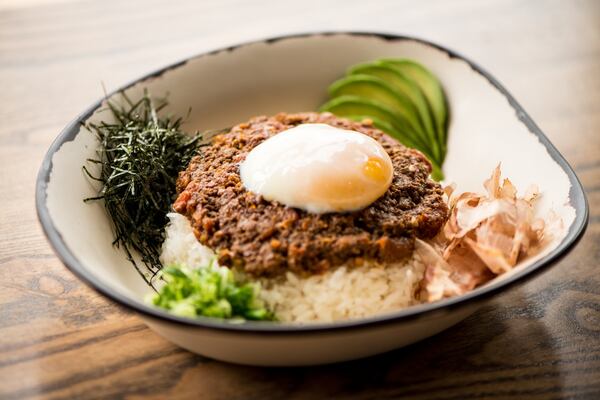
[83,91,202,286]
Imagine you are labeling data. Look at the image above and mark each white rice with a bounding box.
[160,213,425,323]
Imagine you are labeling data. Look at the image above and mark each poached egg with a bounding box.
[239,123,393,213]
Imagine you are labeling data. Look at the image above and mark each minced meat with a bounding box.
[174,112,448,277]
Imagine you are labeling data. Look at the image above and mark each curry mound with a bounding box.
[174,112,448,277]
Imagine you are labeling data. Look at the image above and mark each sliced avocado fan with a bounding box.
[380,59,448,153]
[320,96,423,151]
[320,58,449,181]
[348,62,440,160]
[328,74,442,163]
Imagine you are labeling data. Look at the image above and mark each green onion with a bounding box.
[149,263,275,321]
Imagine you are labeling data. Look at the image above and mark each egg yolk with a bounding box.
[363,157,390,183]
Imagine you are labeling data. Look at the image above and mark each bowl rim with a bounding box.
[36,31,589,334]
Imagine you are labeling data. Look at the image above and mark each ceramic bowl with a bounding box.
[36,32,589,366]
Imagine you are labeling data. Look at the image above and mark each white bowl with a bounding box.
[36,32,589,366]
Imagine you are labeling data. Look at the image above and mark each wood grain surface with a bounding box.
[1,0,599,398]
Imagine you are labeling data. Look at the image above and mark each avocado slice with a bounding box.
[379,59,448,155]
[327,75,441,163]
[343,114,419,149]
[348,62,440,160]
[344,114,444,181]
[319,95,436,162]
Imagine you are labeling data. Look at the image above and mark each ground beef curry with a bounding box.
[174,113,448,277]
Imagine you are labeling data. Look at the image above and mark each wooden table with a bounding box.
[1,0,599,398]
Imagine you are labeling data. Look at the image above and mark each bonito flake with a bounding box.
[418,165,552,302]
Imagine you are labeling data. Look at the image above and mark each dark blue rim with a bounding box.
[36,31,589,335]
